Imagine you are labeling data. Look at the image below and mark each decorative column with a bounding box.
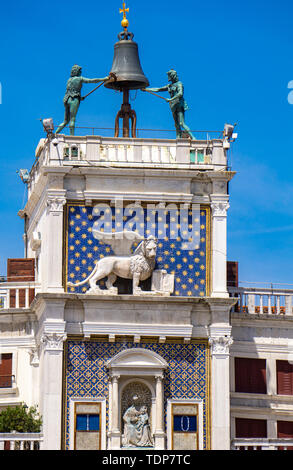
[210,199,230,298]
[45,192,66,293]
[39,331,67,450]
[154,374,166,449]
[208,298,235,450]
[209,334,233,450]
[109,374,121,449]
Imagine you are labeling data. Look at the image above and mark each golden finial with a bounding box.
[120,1,129,30]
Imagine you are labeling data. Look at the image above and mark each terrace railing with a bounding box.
[229,286,293,316]
[0,432,43,450]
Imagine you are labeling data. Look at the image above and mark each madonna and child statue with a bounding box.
[122,405,154,448]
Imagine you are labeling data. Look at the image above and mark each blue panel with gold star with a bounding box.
[65,204,210,297]
[64,339,210,449]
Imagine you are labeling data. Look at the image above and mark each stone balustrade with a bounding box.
[0,282,40,310]
[27,135,228,194]
[229,287,293,316]
[231,438,293,450]
[0,433,43,450]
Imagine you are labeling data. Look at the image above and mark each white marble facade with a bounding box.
[0,135,238,450]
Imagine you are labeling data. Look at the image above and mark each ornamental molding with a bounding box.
[29,347,40,366]
[46,196,66,213]
[41,332,67,351]
[209,336,233,355]
[210,201,230,217]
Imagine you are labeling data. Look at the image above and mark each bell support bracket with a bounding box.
[115,88,137,138]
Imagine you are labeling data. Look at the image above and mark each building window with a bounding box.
[76,414,99,432]
[74,403,101,450]
[235,357,267,394]
[0,353,13,388]
[277,421,293,450]
[278,421,293,438]
[235,418,267,438]
[277,361,293,395]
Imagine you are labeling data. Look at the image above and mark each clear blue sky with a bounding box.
[0,0,292,286]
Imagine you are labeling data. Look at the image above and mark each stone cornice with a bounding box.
[231,312,293,327]
[30,292,235,308]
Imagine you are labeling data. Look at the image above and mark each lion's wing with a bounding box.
[92,229,144,255]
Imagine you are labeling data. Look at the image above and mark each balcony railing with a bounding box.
[0,433,43,450]
[28,133,230,192]
[231,438,293,450]
[229,287,293,316]
[0,282,40,309]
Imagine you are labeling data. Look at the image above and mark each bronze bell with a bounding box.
[105,30,149,138]
[105,32,149,91]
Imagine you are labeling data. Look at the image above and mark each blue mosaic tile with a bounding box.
[64,340,210,449]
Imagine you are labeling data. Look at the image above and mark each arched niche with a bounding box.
[106,348,168,450]
[106,347,168,376]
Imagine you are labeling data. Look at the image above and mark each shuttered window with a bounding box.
[235,418,267,438]
[0,354,13,388]
[278,421,293,438]
[277,361,293,395]
[277,421,293,450]
[235,358,267,394]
